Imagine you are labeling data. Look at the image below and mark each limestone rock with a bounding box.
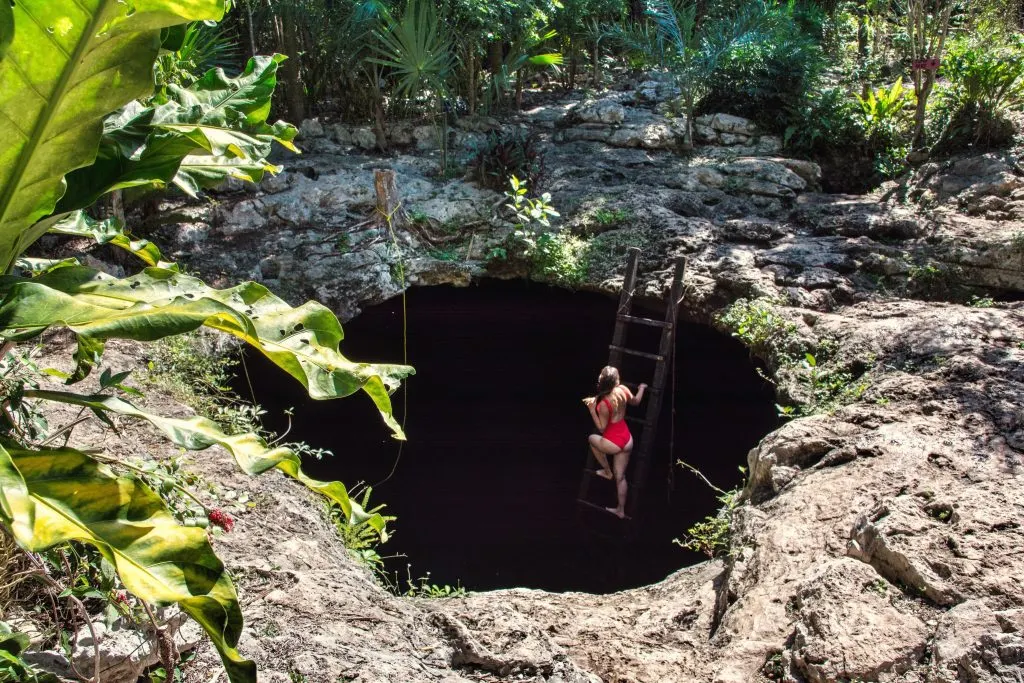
[298,118,325,138]
[789,559,929,683]
[569,97,626,125]
[696,113,759,136]
[719,158,807,191]
[351,127,379,150]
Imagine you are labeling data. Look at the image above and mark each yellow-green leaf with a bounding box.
[0,0,227,271]
[0,442,253,682]
[27,390,370,521]
[0,266,413,438]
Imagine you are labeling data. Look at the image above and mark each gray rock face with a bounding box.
[121,86,1024,683]
[298,118,325,139]
[789,559,929,683]
[569,97,626,125]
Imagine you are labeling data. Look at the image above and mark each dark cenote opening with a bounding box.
[236,280,779,594]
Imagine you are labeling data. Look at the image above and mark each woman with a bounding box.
[584,366,647,519]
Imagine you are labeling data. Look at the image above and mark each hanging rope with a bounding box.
[667,318,677,503]
[374,203,410,488]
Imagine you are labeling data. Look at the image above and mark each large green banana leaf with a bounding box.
[0,266,413,438]
[0,442,254,682]
[0,0,227,272]
[59,55,297,210]
[25,390,394,533]
[0,2,12,61]
[49,211,173,269]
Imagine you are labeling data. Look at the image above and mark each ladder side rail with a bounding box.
[608,246,641,369]
[624,257,687,519]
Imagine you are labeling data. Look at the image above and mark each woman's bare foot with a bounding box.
[606,506,626,519]
[596,469,614,480]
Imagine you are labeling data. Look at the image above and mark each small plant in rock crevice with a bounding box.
[329,485,395,573]
[401,566,466,599]
[468,129,547,192]
[674,462,744,559]
[718,297,800,358]
[491,175,589,287]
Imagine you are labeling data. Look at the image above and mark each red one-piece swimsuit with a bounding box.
[600,398,631,449]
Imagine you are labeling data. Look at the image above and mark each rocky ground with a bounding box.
[29,75,1024,682]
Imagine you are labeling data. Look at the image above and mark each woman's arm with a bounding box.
[629,383,648,406]
[586,398,608,431]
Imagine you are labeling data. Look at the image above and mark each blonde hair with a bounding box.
[596,366,626,414]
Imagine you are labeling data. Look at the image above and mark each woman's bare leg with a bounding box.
[607,437,633,518]
[588,434,615,479]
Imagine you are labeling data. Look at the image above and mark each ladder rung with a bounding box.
[577,499,632,520]
[609,345,664,362]
[616,314,673,329]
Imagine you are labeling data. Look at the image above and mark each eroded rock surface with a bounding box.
[42,77,1024,683]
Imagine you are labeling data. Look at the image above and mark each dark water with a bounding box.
[235,280,779,594]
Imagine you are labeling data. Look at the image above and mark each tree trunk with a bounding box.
[245,0,258,57]
[280,8,306,122]
[374,169,407,228]
[592,42,601,87]
[515,70,524,111]
[488,41,504,108]
[468,52,477,116]
[856,1,869,98]
[629,0,645,22]
[568,48,577,91]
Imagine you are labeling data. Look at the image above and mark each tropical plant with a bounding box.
[468,129,547,191]
[504,175,561,250]
[154,20,242,91]
[700,2,825,128]
[858,79,911,138]
[641,0,775,149]
[931,34,1024,151]
[371,0,457,170]
[0,2,412,681]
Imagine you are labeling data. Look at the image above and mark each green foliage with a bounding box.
[531,233,590,287]
[60,55,298,208]
[468,129,547,192]
[0,3,413,681]
[505,175,561,236]
[371,0,455,101]
[331,485,395,571]
[145,332,240,424]
[403,567,467,598]
[701,2,825,127]
[593,207,633,226]
[718,298,798,355]
[931,34,1024,152]
[673,462,741,558]
[968,295,995,308]
[907,261,961,300]
[786,351,869,417]
[0,0,230,272]
[154,20,241,91]
[641,0,783,146]
[858,80,910,139]
[0,621,57,682]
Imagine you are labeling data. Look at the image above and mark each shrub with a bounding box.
[468,129,547,192]
[784,86,865,156]
[531,233,590,287]
[701,3,825,128]
[930,34,1024,153]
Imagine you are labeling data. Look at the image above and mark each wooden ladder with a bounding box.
[577,247,687,521]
